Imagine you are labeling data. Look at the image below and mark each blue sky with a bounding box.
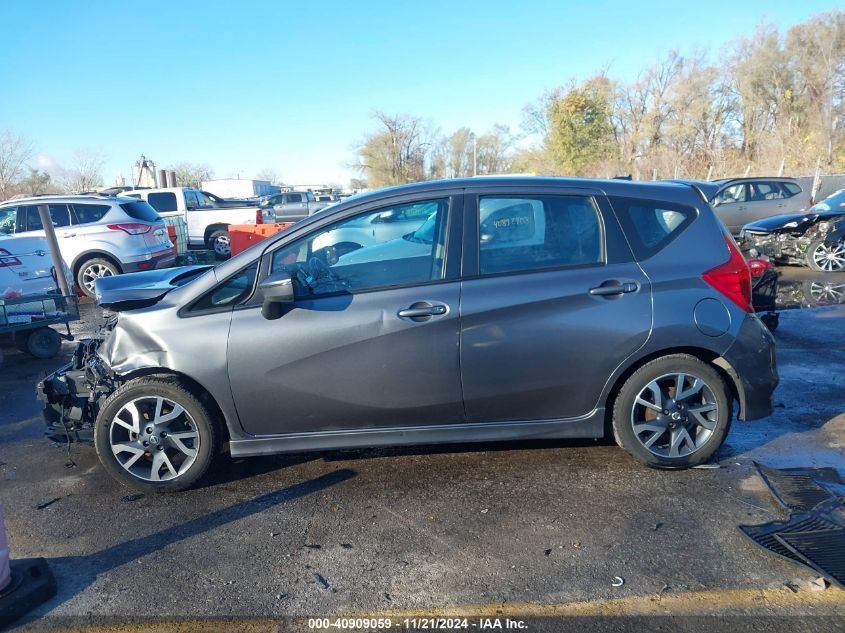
[0,0,839,188]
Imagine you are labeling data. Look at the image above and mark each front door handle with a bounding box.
[589,281,639,297]
[398,301,448,321]
[62,233,76,238]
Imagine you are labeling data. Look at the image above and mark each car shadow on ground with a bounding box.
[16,468,357,623]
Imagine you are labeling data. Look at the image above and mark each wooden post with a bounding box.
[36,205,72,298]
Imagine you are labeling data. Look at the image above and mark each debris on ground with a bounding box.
[738,463,845,589]
[314,572,331,590]
[35,497,61,510]
[611,576,624,587]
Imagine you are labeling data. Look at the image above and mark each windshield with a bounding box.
[404,212,437,243]
[811,190,845,213]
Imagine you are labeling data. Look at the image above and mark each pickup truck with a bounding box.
[259,191,331,223]
[123,187,262,259]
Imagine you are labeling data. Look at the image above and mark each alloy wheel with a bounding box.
[212,234,230,257]
[109,396,200,482]
[809,281,845,305]
[630,372,719,458]
[811,242,845,272]
[81,263,114,293]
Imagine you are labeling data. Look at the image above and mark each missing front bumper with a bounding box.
[37,339,114,444]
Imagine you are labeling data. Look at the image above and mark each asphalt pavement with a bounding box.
[0,267,843,631]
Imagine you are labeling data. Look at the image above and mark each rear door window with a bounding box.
[748,182,784,201]
[147,192,178,213]
[286,193,303,204]
[477,195,603,275]
[119,201,161,222]
[71,203,111,224]
[610,197,696,259]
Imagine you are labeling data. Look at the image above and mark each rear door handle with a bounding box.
[62,233,76,238]
[398,301,448,321]
[589,281,639,297]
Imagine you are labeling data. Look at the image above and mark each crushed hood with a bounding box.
[94,265,212,311]
[743,210,845,234]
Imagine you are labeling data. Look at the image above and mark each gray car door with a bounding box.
[459,188,651,422]
[227,194,465,436]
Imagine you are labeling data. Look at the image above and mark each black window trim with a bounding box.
[250,194,463,302]
[181,262,260,317]
[462,191,608,281]
[608,195,699,261]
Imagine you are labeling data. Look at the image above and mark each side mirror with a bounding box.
[259,271,294,320]
[372,211,396,224]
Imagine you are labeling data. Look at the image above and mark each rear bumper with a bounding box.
[718,314,778,421]
[122,250,176,272]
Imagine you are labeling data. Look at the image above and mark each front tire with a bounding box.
[94,377,220,492]
[806,238,845,272]
[612,354,731,469]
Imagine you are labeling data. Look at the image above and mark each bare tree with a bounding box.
[58,149,106,193]
[0,130,34,200]
[255,168,283,185]
[167,161,214,188]
[356,112,432,187]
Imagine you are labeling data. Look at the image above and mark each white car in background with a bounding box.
[0,195,174,297]
[0,234,72,297]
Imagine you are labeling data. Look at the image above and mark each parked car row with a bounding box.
[0,196,173,297]
[121,187,262,259]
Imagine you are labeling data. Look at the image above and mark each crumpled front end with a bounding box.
[38,338,117,443]
[740,230,810,264]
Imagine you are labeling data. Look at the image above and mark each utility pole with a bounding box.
[37,205,72,298]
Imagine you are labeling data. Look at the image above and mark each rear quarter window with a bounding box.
[119,201,162,222]
[147,192,178,213]
[72,203,111,224]
[782,182,801,197]
[610,197,696,260]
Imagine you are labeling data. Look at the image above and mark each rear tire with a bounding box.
[612,354,731,469]
[76,257,120,298]
[94,376,220,493]
[209,230,230,260]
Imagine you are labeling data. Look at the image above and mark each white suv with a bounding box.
[0,195,175,297]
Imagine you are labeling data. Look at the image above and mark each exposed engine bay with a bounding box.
[38,326,116,444]
[741,213,845,266]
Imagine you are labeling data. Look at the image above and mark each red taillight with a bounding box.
[702,235,753,312]
[107,223,151,235]
[746,257,772,278]
[137,261,153,270]
[0,248,21,267]
[255,208,263,225]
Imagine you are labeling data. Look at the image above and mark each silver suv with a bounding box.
[0,195,175,297]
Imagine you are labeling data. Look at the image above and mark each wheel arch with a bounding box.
[72,250,123,276]
[603,346,741,435]
[118,368,232,447]
[204,223,230,245]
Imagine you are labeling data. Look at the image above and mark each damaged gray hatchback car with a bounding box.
[39,178,778,492]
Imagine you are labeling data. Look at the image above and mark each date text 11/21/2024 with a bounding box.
[307,618,528,630]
